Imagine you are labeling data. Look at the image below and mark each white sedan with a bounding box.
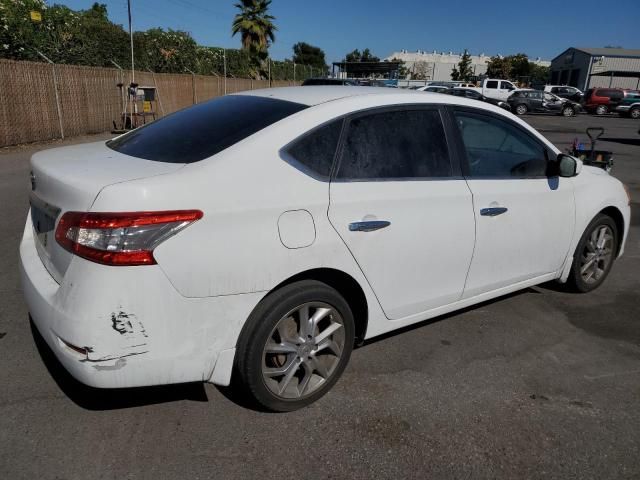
[20,87,631,411]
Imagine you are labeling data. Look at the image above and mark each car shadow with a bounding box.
[30,318,209,411]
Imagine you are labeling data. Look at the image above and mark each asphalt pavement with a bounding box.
[1,115,639,479]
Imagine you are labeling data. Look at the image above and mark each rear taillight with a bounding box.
[55,210,203,266]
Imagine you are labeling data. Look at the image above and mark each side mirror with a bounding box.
[557,153,582,177]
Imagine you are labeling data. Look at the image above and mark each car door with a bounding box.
[543,92,563,113]
[498,81,516,101]
[450,108,575,298]
[328,106,475,320]
[526,91,543,112]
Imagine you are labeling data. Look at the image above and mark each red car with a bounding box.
[584,88,625,115]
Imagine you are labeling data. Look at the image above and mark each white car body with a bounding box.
[20,87,631,392]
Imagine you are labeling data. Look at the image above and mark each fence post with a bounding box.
[148,69,164,116]
[186,68,197,104]
[36,50,64,139]
[223,49,227,95]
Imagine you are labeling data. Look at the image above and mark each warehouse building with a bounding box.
[550,47,640,91]
[384,49,550,82]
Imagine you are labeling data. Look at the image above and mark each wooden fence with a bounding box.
[0,59,298,147]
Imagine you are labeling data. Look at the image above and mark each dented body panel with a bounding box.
[20,212,265,387]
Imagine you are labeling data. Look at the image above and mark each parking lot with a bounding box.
[1,114,639,479]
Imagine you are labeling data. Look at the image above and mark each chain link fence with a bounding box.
[0,59,300,147]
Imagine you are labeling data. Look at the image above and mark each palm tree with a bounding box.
[231,0,277,57]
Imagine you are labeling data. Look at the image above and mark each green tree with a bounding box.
[135,28,198,73]
[451,49,473,81]
[231,0,276,59]
[292,42,327,73]
[509,53,531,79]
[343,48,379,62]
[486,55,512,79]
[389,57,409,78]
[529,64,550,83]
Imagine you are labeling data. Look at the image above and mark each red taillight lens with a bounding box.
[55,210,203,266]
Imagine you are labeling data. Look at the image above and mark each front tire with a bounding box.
[568,214,618,293]
[515,104,528,115]
[234,280,355,412]
[630,107,640,119]
[562,106,575,117]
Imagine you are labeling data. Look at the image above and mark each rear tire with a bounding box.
[234,280,355,412]
[515,104,528,115]
[567,214,618,293]
[630,107,640,119]
[595,104,608,115]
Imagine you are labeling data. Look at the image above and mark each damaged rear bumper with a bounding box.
[19,214,263,389]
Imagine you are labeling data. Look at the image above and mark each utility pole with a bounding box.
[127,0,136,128]
[293,62,296,83]
[127,0,135,83]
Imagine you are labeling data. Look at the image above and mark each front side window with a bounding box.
[453,110,548,178]
[486,80,499,89]
[336,109,451,180]
[284,120,343,179]
[107,95,307,163]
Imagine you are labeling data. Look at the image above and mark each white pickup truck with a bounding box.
[469,79,519,101]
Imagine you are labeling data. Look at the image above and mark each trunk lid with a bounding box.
[29,140,184,282]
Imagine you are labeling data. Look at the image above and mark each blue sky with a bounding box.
[53,0,640,63]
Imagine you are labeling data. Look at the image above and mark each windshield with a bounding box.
[107,95,307,163]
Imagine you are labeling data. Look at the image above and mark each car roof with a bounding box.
[235,86,411,106]
[233,85,523,118]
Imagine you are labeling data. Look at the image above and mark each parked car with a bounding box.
[468,78,519,101]
[584,88,625,115]
[21,87,630,411]
[446,87,511,111]
[508,89,581,116]
[302,78,357,86]
[419,85,451,93]
[614,91,640,118]
[544,85,584,102]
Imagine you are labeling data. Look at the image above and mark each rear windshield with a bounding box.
[107,95,307,163]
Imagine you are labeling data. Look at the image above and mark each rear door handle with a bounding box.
[480,207,508,217]
[349,220,391,232]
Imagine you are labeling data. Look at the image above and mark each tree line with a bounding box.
[451,50,550,84]
[0,0,329,80]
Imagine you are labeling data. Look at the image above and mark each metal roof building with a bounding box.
[550,47,640,90]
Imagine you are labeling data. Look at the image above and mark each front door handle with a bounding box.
[480,207,508,217]
[349,220,391,232]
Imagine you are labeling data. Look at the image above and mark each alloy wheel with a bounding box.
[596,105,608,115]
[261,302,345,399]
[579,225,614,285]
[516,104,527,115]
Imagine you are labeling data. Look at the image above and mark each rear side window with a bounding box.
[336,109,451,180]
[597,89,624,99]
[107,95,307,163]
[453,110,547,178]
[284,120,343,179]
